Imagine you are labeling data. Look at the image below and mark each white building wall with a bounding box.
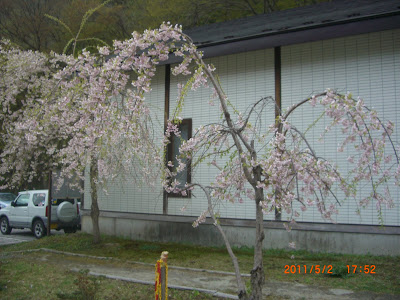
[84,65,166,215]
[168,49,276,220]
[281,29,400,226]
[85,29,400,227]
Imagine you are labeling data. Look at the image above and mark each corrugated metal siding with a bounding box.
[84,66,166,215]
[85,29,400,227]
[168,49,275,220]
[281,29,400,225]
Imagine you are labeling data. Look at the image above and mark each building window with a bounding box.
[168,119,192,197]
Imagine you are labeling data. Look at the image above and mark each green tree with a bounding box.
[0,0,66,52]
[53,0,135,54]
[134,0,332,29]
[0,0,332,53]
[0,0,134,54]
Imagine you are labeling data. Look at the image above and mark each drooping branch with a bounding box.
[282,92,326,120]
[195,183,247,298]
[192,50,256,186]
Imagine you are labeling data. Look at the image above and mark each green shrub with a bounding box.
[326,264,353,279]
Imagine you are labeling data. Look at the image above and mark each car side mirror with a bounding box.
[11,201,15,207]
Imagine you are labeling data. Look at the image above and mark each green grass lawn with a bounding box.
[0,257,220,300]
[1,232,399,298]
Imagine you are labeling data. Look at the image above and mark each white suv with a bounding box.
[0,190,80,238]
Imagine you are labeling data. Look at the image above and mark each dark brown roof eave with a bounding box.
[197,12,400,57]
[162,13,400,65]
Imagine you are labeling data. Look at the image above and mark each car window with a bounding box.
[33,193,46,207]
[0,193,16,201]
[15,194,29,207]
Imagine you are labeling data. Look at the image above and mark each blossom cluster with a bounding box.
[1,21,397,230]
[0,23,207,192]
[163,84,399,226]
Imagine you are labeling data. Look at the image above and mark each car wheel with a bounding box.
[0,216,12,235]
[33,220,46,239]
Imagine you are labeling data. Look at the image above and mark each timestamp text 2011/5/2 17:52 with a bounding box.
[284,265,376,274]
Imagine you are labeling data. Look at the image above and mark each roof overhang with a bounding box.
[162,0,400,64]
[196,13,400,59]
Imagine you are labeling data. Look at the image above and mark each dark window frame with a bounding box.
[167,118,192,198]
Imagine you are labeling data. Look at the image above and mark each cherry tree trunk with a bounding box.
[90,160,101,244]
[250,188,265,299]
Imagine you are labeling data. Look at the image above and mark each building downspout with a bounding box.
[163,65,171,215]
[274,46,282,221]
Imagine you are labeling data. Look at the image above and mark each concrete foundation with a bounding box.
[81,211,400,256]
